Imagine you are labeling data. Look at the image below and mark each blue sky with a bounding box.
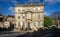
[0,0,60,16]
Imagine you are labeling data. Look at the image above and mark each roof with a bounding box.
[15,2,44,7]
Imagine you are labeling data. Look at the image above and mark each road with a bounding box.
[0,30,60,37]
[16,30,60,37]
[0,31,27,37]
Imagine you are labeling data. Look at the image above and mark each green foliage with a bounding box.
[44,16,53,27]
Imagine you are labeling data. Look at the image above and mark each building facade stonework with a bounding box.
[14,3,44,32]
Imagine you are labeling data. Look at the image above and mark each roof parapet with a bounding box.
[15,2,44,7]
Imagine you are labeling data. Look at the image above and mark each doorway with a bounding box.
[27,22,31,31]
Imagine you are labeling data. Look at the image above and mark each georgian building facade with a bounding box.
[14,3,44,32]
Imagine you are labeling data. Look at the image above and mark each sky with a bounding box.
[0,0,60,16]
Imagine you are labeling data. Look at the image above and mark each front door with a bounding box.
[27,22,30,31]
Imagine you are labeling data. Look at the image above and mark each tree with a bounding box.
[50,11,60,20]
[50,11,60,25]
[44,16,53,27]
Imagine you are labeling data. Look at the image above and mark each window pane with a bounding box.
[27,12,31,19]
[33,8,35,12]
[22,10,25,12]
[22,14,25,19]
[34,22,36,26]
[23,22,25,27]
[38,7,41,11]
[32,13,36,19]
[18,9,20,12]
[18,22,20,26]
[38,21,40,26]
[36,13,38,19]
[20,22,23,27]
[18,16,20,19]
[38,13,40,19]
[22,22,25,30]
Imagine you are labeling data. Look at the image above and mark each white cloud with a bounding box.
[45,0,60,3]
[0,0,18,3]
[45,0,54,2]
[8,7,14,13]
[44,12,49,16]
[10,0,18,4]
[45,0,56,5]
[45,0,60,5]
[29,0,40,2]
[44,12,47,15]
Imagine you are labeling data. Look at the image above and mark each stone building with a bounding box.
[57,20,60,29]
[0,15,15,29]
[0,16,4,28]
[14,3,44,32]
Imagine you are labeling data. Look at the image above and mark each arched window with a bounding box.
[27,12,31,19]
